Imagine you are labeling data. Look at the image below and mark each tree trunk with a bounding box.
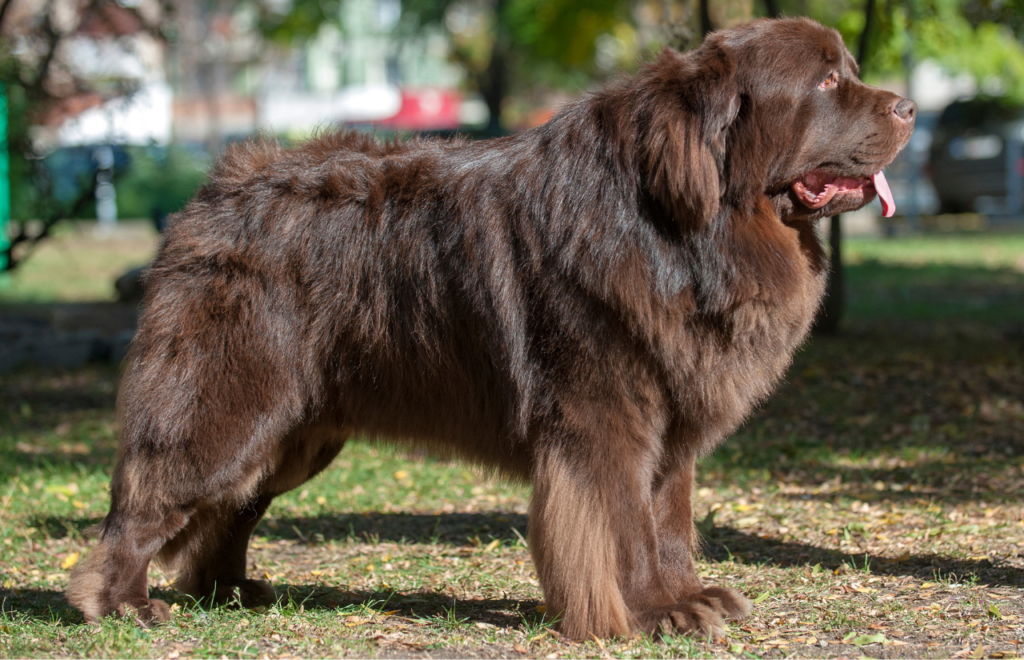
[480,0,508,135]
[814,0,875,334]
[815,216,844,333]
[700,0,712,38]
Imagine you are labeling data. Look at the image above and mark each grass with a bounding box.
[0,221,158,303]
[1,226,1023,658]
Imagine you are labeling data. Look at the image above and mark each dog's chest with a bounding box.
[647,213,827,441]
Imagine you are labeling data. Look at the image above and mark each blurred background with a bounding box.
[0,0,1023,364]
[1,6,1022,648]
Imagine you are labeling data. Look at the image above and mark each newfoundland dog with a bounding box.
[68,17,914,640]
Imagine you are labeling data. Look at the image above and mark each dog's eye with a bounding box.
[819,72,839,90]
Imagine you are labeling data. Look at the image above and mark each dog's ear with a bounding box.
[643,41,740,229]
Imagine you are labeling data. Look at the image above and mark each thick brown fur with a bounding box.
[67,18,914,639]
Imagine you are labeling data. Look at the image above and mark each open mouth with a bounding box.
[791,168,895,217]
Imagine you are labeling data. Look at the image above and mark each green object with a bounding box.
[0,81,9,281]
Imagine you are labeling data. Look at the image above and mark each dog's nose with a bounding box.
[893,98,916,123]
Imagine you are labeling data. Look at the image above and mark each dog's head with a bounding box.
[640,18,915,225]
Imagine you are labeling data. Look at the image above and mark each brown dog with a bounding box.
[67,17,914,639]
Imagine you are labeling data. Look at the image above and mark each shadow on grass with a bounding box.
[8,522,1020,628]
[257,512,530,546]
[702,526,1024,587]
[0,585,542,630]
[0,586,79,624]
[275,585,541,629]
[27,516,103,539]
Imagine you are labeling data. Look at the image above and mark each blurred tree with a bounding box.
[0,0,171,269]
[401,0,634,132]
[770,0,1024,101]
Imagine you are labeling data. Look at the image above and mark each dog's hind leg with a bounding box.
[67,280,309,624]
[65,492,190,626]
[160,425,349,608]
[156,496,277,609]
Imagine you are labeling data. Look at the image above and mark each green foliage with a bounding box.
[781,0,1024,103]
[259,0,342,44]
[402,0,632,94]
[504,0,627,71]
[114,146,208,219]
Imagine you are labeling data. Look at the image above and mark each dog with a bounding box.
[67,17,914,640]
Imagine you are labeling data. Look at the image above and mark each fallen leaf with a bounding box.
[514,643,528,654]
[847,633,887,647]
[61,552,79,570]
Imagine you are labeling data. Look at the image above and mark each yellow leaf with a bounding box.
[484,539,500,552]
[61,552,80,569]
[71,500,87,509]
[394,470,409,480]
[264,571,274,580]
[316,496,327,506]
[735,504,753,512]
[536,605,547,614]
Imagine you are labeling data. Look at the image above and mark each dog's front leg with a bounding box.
[653,449,752,632]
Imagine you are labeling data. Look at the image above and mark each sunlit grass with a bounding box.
[0,221,158,303]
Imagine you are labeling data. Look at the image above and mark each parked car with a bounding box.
[885,110,940,218]
[928,98,1024,215]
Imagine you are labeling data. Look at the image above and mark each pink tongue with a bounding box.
[872,171,895,218]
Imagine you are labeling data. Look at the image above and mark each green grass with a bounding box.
[0,221,158,303]
[1,229,1023,657]
[845,233,1024,321]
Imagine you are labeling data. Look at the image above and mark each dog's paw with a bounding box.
[116,598,173,627]
[696,586,751,621]
[638,587,750,638]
